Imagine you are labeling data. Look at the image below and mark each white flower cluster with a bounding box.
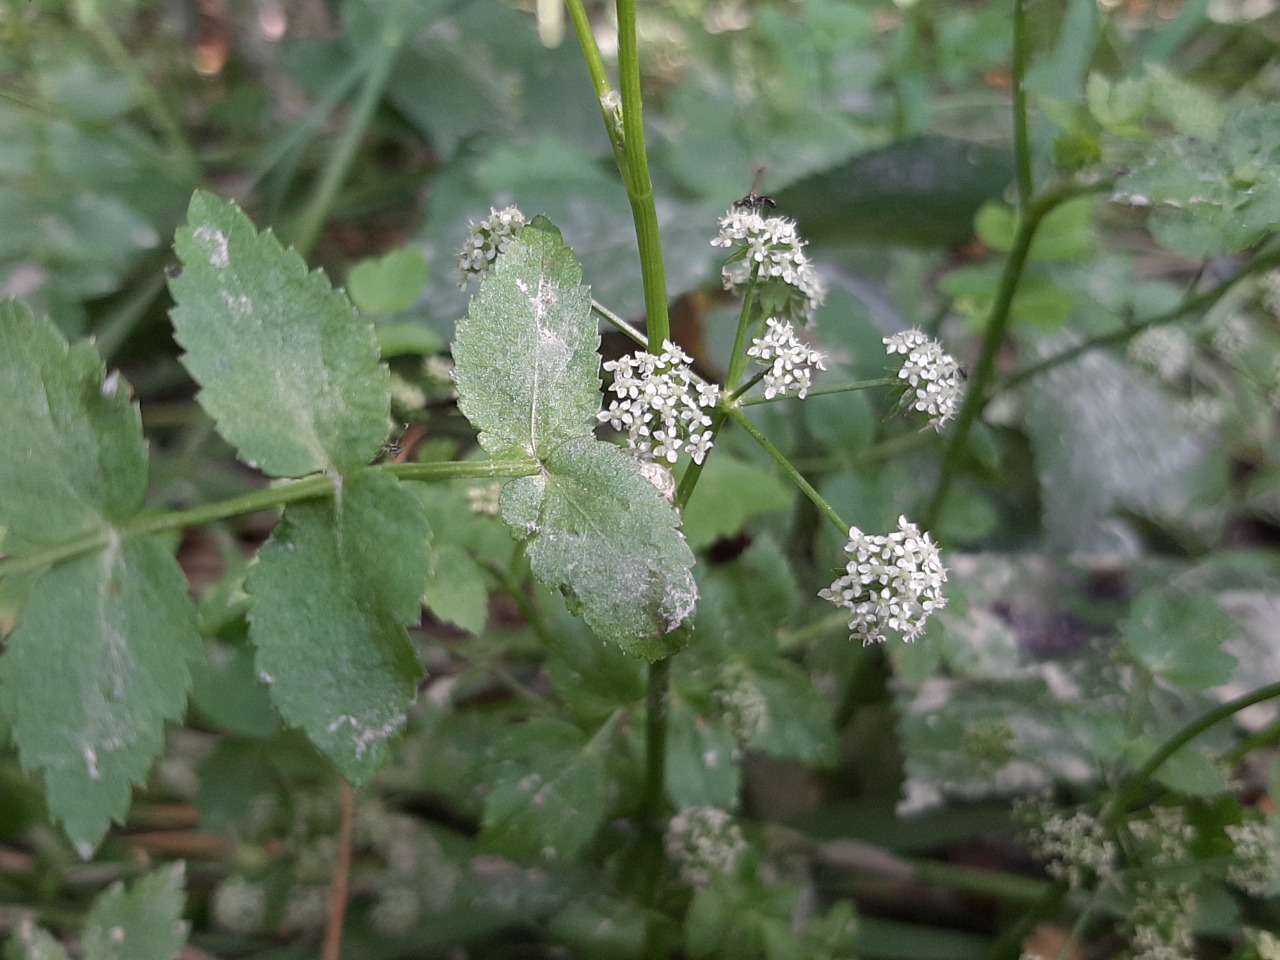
[1128,325,1193,382]
[456,205,526,287]
[746,317,826,399]
[1020,804,1117,890]
[1128,880,1196,960]
[818,515,947,645]
[712,663,770,742]
[597,340,720,464]
[883,329,964,430]
[1226,820,1279,897]
[712,207,825,322]
[664,806,746,889]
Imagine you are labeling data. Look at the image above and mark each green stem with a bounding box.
[0,459,538,580]
[615,0,669,348]
[725,405,847,534]
[641,656,672,823]
[592,299,649,348]
[727,369,768,403]
[923,177,1112,529]
[1011,0,1033,205]
[740,377,898,405]
[289,1,410,257]
[1003,246,1280,392]
[724,271,760,393]
[1104,680,1280,825]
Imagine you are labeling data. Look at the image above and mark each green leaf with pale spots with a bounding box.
[0,302,146,555]
[453,223,696,656]
[501,439,696,661]
[481,717,610,862]
[81,864,188,960]
[246,468,429,783]
[0,538,201,854]
[168,190,389,477]
[452,220,599,460]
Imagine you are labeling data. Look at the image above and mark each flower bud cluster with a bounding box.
[818,515,947,645]
[746,317,826,399]
[712,663,770,742]
[664,806,747,889]
[457,205,527,287]
[883,329,964,430]
[1127,326,1193,382]
[598,340,720,464]
[712,208,825,323]
[1018,802,1117,891]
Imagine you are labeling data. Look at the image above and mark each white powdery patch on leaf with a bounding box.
[746,316,826,399]
[457,205,527,287]
[597,340,720,465]
[883,328,964,430]
[819,515,948,645]
[711,208,825,323]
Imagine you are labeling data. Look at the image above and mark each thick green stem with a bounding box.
[1104,680,1280,826]
[923,178,1112,529]
[641,656,672,823]
[289,2,410,256]
[1011,0,1033,205]
[615,0,669,347]
[0,459,538,580]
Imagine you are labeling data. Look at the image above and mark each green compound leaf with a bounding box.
[501,438,697,661]
[0,539,201,854]
[453,220,599,460]
[1116,105,1280,255]
[246,468,429,782]
[82,864,188,960]
[169,190,389,477]
[481,717,610,863]
[1122,586,1238,689]
[0,301,146,553]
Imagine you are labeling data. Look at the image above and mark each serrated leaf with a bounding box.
[481,717,609,862]
[348,247,429,315]
[423,543,490,635]
[0,539,200,853]
[5,923,70,960]
[681,455,792,551]
[501,438,697,660]
[246,468,429,782]
[452,221,599,460]
[82,864,188,960]
[1123,587,1238,689]
[168,190,389,477]
[0,302,146,553]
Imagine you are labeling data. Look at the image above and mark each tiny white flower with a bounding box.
[883,329,964,430]
[746,317,826,399]
[457,205,527,287]
[712,208,825,323]
[819,515,947,645]
[597,340,719,465]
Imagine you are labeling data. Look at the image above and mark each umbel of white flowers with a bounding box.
[598,340,721,464]
[819,515,948,644]
[712,207,825,324]
[883,329,964,430]
[747,317,826,399]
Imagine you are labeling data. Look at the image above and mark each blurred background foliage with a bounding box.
[3,0,1280,957]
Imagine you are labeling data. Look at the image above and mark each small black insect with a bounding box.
[734,166,777,212]
[167,266,182,279]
